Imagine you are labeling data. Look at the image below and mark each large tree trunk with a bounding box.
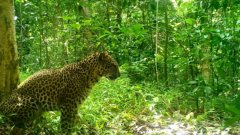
[0,0,19,101]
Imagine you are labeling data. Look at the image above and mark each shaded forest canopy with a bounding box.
[8,0,240,134]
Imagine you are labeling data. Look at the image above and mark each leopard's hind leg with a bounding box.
[0,93,41,127]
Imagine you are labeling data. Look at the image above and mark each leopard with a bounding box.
[0,51,120,134]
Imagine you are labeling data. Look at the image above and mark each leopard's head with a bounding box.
[99,52,120,80]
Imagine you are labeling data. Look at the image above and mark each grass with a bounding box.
[17,71,160,134]
[74,74,157,134]
[9,70,238,134]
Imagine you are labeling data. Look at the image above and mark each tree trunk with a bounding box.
[39,0,43,67]
[155,0,160,86]
[164,4,169,87]
[79,0,93,53]
[201,45,211,83]
[200,1,211,84]
[0,0,19,101]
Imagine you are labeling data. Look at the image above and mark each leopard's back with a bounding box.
[18,69,64,111]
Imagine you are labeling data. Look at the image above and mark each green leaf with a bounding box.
[71,23,81,29]
[62,16,75,20]
[225,115,240,126]
[121,24,146,36]
[188,81,197,85]
[225,104,240,115]
[185,18,194,25]
[204,86,212,95]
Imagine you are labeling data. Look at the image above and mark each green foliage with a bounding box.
[74,73,156,134]
[122,58,155,83]
[16,71,162,134]
[225,104,240,126]
[11,0,240,133]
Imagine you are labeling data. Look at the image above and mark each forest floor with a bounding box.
[0,108,240,135]
[131,112,240,135]
[10,73,239,135]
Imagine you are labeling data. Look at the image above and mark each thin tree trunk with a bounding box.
[164,4,169,87]
[106,0,111,31]
[201,47,210,82]
[116,0,122,26]
[44,2,50,68]
[200,1,211,84]
[0,0,19,101]
[155,0,159,86]
[230,4,237,93]
[44,39,50,68]
[39,1,43,67]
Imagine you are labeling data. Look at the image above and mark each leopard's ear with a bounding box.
[99,51,108,61]
[99,52,106,62]
[99,51,109,61]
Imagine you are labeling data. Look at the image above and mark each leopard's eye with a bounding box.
[107,63,120,80]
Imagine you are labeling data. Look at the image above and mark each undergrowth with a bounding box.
[12,71,163,134]
[0,70,237,134]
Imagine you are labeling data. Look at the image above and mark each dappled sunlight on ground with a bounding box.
[132,111,240,135]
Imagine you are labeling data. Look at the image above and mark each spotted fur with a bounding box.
[0,52,120,134]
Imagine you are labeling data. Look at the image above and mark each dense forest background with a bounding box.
[9,0,240,134]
